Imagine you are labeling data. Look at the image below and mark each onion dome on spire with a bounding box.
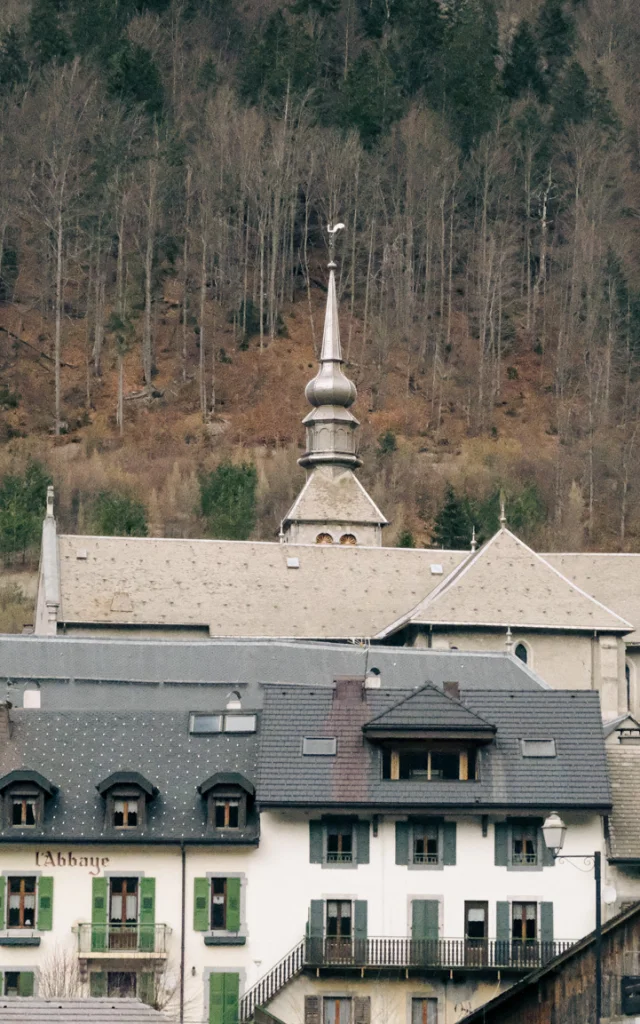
[305,256,357,410]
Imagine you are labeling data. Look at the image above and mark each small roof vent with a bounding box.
[76,548,88,560]
[520,738,556,758]
[287,556,300,569]
[23,689,41,709]
[430,563,444,575]
[226,690,242,711]
[365,667,381,689]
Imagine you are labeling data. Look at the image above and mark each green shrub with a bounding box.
[0,462,51,558]
[397,529,415,548]
[377,430,397,457]
[199,461,257,540]
[90,491,148,536]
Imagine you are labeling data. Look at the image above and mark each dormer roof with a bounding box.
[377,528,632,638]
[96,771,158,799]
[0,769,57,797]
[362,683,496,740]
[197,772,255,796]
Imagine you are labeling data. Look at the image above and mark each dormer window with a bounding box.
[96,772,158,833]
[381,745,478,781]
[0,770,58,831]
[197,773,256,835]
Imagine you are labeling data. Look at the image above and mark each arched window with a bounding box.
[226,691,242,711]
[339,534,357,545]
[315,533,334,545]
[515,643,528,665]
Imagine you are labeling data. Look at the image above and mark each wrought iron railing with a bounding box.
[75,923,171,955]
[239,940,305,1021]
[303,936,573,970]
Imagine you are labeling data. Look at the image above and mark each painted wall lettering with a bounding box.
[35,851,110,875]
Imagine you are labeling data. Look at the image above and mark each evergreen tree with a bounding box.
[199,462,257,540]
[90,492,149,536]
[397,0,445,96]
[28,0,73,65]
[339,47,402,147]
[397,529,415,548]
[107,41,164,117]
[240,11,317,108]
[0,28,29,92]
[535,0,575,84]
[503,21,545,101]
[550,60,591,130]
[431,485,473,548]
[0,463,52,559]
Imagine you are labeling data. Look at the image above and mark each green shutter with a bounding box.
[139,972,155,1006]
[210,973,224,1024]
[356,820,370,865]
[17,972,34,998]
[226,878,241,932]
[90,972,107,998]
[496,902,510,942]
[309,820,323,863]
[395,821,409,865]
[37,876,53,931]
[223,972,239,1024]
[442,822,457,865]
[194,877,210,931]
[91,877,108,952]
[412,900,439,940]
[139,877,155,952]
[540,902,554,944]
[0,876,5,928]
[354,900,368,941]
[307,900,324,964]
[494,822,508,866]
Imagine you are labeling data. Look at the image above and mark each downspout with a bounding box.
[180,840,186,1024]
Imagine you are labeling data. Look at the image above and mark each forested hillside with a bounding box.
[1,0,640,584]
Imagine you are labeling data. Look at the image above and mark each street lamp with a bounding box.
[542,812,602,1024]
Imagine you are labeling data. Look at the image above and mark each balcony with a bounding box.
[75,923,171,958]
[303,937,574,974]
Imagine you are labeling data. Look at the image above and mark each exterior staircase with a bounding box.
[239,939,305,1022]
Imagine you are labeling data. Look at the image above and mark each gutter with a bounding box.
[180,840,186,1024]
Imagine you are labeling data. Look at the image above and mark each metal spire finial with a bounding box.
[505,626,513,651]
[327,222,345,268]
[499,497,506,528]
[46,485,55,519]
[471,526,477,552]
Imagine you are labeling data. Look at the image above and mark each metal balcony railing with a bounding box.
[303,936,574,970]
[75,923,171,955]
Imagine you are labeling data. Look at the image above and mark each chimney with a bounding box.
[0,700,12,743]
[443,681,460,701]
[333,677,366,704]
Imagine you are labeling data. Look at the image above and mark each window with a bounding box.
[224,714,257,733]
[512,902,537,941]
[316,533,333,544]
[412,822,439,865]
[190,714,223,734]
[511,824,538,866]
[215,799,239,828]
[326,822,353,864]
[4,972,19,996]
[520,739,556,758]
[107,971,136,998]
[2,971,34,997]
[515,643,528,664]
[109,878,138,950]
[303,737,337,756]
[412,998,438,1024]
[326,900,352,952]
[190,713,257,735]
[211,878,227,929]
[465,901,488,941]
[339,534,357,545]
[324,998,352,1024]
[382,747,477,781]
[7,877,36,928]
[113,799,138,829]
[11,798,36,827]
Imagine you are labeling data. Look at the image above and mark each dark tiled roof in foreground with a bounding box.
[607,744,640,860]
[0,999,165,1022]
[258,684,610,810]
[0,710,258,843]
[364,683,495,733]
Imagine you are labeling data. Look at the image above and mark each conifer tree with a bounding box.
[0,28,29,93]
[503,21,544,101]
[431,486,473,548]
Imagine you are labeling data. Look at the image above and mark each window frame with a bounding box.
[206,786,248,832]
[511,901,538,942]
[105,787,146,832]
[202,873,246,945]
[507,821,544,871]
[323,996,353,1024]
[410,996,438,1024]
[410,820,442,868]
[382,745,478,782]
[4,786,44,830]
[7,875,37,929]
[322,819,358,869]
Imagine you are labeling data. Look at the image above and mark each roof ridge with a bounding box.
[364,681,495,729]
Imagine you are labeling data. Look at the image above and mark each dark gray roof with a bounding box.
[0,709,258,844]
[0,999,164,1022]
[0,636,546,711]
[258,684,611,810]
[363,683,496,734]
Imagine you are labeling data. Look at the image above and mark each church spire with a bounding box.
[299,224,361,469]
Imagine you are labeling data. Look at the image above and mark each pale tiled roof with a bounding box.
[378,529,631,636]
[607,744,640,860]
[0,999,165,1022]
[284,469,387,525]
[545,553,640,642]
[56,536,467,637]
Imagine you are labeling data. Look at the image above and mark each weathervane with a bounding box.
[327,222,345,267]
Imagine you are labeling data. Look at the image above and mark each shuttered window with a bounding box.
[195,877,242,935]
[3,971,35,997]
[395,820,456,867]
[309,819,370,867]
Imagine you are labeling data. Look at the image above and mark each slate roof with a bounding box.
[0,709,258,844]
[0,999,165,1022]
[0,636,547,712]
[284,469,387,525]
[545,552,640,643]
[51,535,467,637]
[258,684,610,810]
[363,683,496,734]
[378,529,631,636]
[607,744,640,860]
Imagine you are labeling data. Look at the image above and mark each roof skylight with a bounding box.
[520,738,556,758]
[303,737,337,756]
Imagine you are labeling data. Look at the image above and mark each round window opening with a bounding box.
[315,532,334,545]
[339,534,357,545]
[515,642,528,664]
